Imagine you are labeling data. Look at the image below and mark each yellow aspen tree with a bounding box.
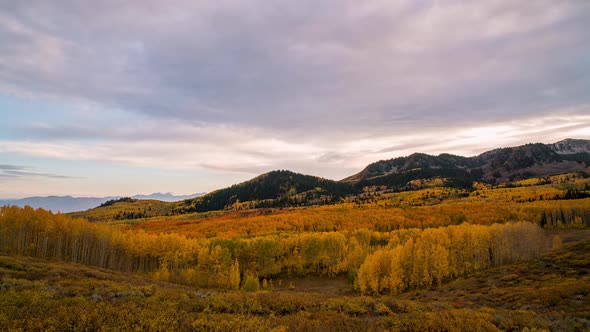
[228,259,241,289]
[385,246,405,294]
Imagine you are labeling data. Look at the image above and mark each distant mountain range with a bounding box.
[0,192,206,213]
[7,138,590,216]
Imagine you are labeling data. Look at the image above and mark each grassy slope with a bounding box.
[68,199,175,222]
[1,235,588,331]
[400,237,590,331]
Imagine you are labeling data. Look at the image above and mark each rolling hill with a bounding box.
[173,170,352,214]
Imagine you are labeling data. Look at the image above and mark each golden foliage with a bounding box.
[355,222,545,294]
[1,205,554,295]
[3,237,589,332]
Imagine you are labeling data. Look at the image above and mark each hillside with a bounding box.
[173,170,352,214]
[1,233,588,331]
[115,175,590,238]
[344,139,590,184]
[67,170,352,221]
[68,198,177,222]
[342,153,477,183]
[550,138,590,155]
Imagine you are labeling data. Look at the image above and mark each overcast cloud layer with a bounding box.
[1,1,589,197]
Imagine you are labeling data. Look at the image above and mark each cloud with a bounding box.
[0,0,589,191]
[1,112,589,182]
[0,164,76,179]
[0,1,589,136]
[317,152,348,163]
[0,165,24,170]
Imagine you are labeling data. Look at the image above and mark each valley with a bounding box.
[1,232,588,331]
[1,140,589,331]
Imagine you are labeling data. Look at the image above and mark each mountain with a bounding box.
[341,153,477,183]
[174,170,352,214]
[549,138,590,155]
[345,139,590,185]
[158,139,590,215]
[548,138,590,163]
[475,142,584,181]
[0,196,118,214]
[57,138,590,220]
[0,192,205,213]
[69,170,352,219]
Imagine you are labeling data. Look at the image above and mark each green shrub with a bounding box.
[242,274,260,292]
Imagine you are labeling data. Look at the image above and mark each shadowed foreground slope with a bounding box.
[1,236,588,331]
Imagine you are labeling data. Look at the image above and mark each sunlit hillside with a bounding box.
[70,174,590,240]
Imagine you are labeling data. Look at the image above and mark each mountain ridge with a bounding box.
[76,138,589,219]
[173,170,351,214]
[0,192,206,213]
[345,139,590,184]
[8,139,589,216]
[549,138,590,154]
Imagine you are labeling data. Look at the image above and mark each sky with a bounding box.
[1,0,589,198]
